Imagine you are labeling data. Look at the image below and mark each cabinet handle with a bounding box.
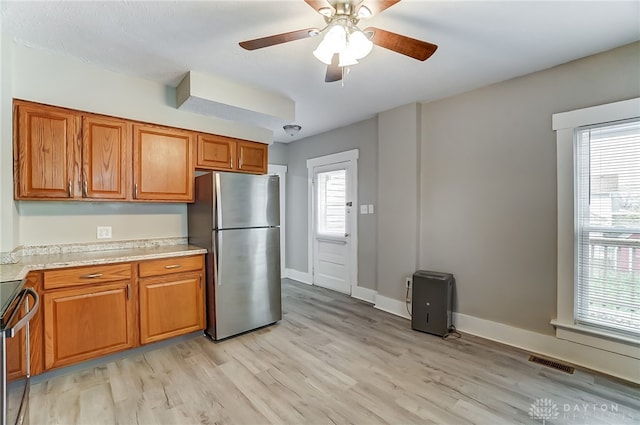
[239,156,243,169]
[80,273,103,279]
[230,157,233,168]
[134,183,138,199]
[199,274,203,289]
[126,283,130,300]
[67,180,72,197]
[164,264,182,269]
[83,180,88,197]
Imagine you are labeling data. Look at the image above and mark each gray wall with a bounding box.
[268,142,289,165]
[377,103,421,300]
[419,41,640,335]
[284,118,378,290]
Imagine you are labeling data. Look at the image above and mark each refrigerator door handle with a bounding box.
[213,231,222,286]
[215,173,223,227]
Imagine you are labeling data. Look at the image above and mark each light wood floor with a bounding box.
[29,279,639,424]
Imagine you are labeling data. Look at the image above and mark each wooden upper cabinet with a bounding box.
[196,134,236,170]
[237,140,268,174]
[14,101,79,199]
[196,134,268,175]
[132,124,194,202]
[82,115,131,200]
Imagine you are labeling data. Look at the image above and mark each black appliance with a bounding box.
[411,270,454,337]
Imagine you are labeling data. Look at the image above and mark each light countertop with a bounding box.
[0,243,207,283]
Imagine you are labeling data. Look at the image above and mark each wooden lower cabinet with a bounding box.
[6,272,44,381]
[139,271,205,344]
[7,254,205,376]
[6,331,23,381]
[43,280,135,370]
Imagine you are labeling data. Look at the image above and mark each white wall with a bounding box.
[1,41,273,250]
[0,34,19,252]
[17,202,186,246]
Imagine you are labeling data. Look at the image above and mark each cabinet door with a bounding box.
[7,272,44,380]
[237,141,268,174]
[139,272,204,344]
[82,115,131,200]
[133,124,194,201]
[14,102,79,199]
[196,134,236,171]
[43,281,135,370]
[5,329,23,381]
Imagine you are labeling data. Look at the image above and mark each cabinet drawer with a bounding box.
[138,255,204,278]
[44,263,132,290]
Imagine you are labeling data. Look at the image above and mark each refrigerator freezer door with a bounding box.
[211,227,281,340]
[214,172,279,229]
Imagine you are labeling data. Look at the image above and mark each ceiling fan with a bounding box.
[239,0,438,83]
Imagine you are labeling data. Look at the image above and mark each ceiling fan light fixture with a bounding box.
[318,7,333,17]
[313,40,336,65]
[338,50,358,67]
[348,30,374,60]
[325,24,347,48]
[283,124,302,137]
[357,6,372,19]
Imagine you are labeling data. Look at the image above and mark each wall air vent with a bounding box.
[528,355,575,374]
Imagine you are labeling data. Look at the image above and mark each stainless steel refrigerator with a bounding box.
[187,172,281,340]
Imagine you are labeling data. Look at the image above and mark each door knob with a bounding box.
[345,233,350,237]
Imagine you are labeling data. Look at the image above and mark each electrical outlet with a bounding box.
[360,205,368,214]
[405,276,412,288]
[97,226,112,239]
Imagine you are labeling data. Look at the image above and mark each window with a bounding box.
[316,169,346,236]
[553,98,640,358]
[575,120,640,337]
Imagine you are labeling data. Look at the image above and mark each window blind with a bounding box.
[575,119,640,337]
[316,169,346,235]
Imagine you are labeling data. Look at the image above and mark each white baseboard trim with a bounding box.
[284,268,312,285]
[453,312,640,384]
[351,285,377,304]
[374,294,410,320]
[285,276,637,383]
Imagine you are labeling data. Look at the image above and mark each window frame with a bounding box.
[552,98,640,357]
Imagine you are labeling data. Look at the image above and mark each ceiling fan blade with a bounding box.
[362,0,401,16]
[239,28,318,50]
[304,0,331,13]
[365,27,438,61]
[325,54,342,82]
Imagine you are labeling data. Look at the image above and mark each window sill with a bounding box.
[551,320,640,359]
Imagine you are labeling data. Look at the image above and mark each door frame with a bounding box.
[306,149,358,293]
[268,164,287,276]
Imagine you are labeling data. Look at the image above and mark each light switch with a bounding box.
[360,205,368,215]
[368,204,374,214]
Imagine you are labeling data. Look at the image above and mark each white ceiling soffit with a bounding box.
[176,71,295,137]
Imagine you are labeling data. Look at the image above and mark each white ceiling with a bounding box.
[2,1,639,143]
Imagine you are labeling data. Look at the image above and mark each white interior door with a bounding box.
[312,161,354,294]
